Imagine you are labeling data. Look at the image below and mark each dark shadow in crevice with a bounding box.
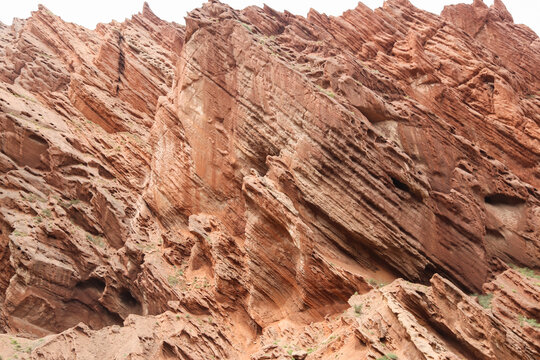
[485,228,505,240]
[484,193,525,206]
[75,278,106,293]
[391,176,411,193]
[119,287,142,315]
[0,217,15,307]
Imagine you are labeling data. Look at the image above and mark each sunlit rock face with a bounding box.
[0,0,538,359]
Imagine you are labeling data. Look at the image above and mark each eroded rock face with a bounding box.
[0,0,538,359]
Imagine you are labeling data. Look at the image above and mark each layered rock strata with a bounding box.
[0,0,538,359]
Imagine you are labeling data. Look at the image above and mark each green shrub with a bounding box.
[519,316,540,328]
[368,279,387,288]
[316,85,335,98]
[509,264,540,280]
[86,234,105,247]
[475,293,493,309]
[236,21,253,33]
[41,209,52,218]
[354,304,363,316]
[377,354,398,360]
[167,275,179,286]
[13,92,37,103]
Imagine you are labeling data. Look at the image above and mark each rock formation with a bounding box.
[0,0,538,359]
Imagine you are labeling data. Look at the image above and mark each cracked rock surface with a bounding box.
[0,0,538,359]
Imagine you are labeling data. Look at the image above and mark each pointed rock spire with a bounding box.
[472,0,487,9]
[142,1,161,24]
[493,0,513,22]
[142,2,154,17]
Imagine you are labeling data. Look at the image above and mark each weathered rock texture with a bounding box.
[0,0,538,359]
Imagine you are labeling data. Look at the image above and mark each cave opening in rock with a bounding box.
[75,278,106,293]
[119,287,141,312]
[391,176,411,194]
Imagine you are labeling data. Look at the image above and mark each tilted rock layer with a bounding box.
[0,0,538,358]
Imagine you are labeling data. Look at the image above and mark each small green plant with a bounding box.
[167,268,191,289]
[237,21,253,33]
[38,51,52,59]
[22,193,46,203]
[473,293,493,309]
[12,91,37,103]
[86,234,105,248]
[12,231,26,237]
[368,279,387,288]
[59,198,81,208]
[518,316,540,328]
[316,85,335,98]
[377,354,398,360]
[167,275,179,286]
[354,304,362,316]
[509,264,540,280]
[11,339,23,353]
[41,209,52,218]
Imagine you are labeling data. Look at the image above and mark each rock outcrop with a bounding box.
[0,0,538,359]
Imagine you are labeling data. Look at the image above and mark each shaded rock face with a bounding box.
[0,0,538,359]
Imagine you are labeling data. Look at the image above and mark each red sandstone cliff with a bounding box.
[0,0,538,359]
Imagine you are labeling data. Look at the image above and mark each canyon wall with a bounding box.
[0,0,538,359]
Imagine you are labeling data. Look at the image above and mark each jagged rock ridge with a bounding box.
[0,0,538,359]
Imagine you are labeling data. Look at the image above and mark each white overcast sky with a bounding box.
[0,1,538,35]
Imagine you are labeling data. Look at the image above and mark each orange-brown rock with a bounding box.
[0,0,538,359]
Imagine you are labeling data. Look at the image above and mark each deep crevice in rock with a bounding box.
[119,287,142,315]
[484,193,525,206]
[391,176,411,194]
[0,217,15,307]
